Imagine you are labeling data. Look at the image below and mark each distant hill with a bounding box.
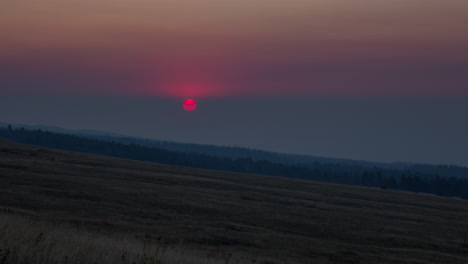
[0,121,127,138]
[0,121,381,166]
[1,138,468,264]
[1,126,467,199]
[2,122,467,179]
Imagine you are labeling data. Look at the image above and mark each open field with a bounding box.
[0,213,260,264]
[1,138,468,263]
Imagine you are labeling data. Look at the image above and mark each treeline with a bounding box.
[1,126,467,199]
[87,134,468,179]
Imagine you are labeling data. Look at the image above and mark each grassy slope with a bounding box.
[0,213,249,264]
[0,138,468,263]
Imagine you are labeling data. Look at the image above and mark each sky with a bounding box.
[0,1,467,165]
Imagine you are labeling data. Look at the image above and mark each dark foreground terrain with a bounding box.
[0,139,468,263]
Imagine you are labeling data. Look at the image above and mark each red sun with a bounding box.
[183,99,197,111]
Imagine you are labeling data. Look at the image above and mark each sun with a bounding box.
[183,99,197,111]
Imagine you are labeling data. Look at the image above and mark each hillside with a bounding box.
[2,122,467,179]
[1,127,468,200]
[1,139,468,263]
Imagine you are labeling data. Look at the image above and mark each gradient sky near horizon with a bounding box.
[1,0,468,97]
[1,1,468,166]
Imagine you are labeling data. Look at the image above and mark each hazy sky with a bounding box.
[0,1,467,165]
[1,0,467,96]
[1,96,467,167]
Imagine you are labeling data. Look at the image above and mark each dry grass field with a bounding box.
[0,212,265,264]
[1,138,468,263]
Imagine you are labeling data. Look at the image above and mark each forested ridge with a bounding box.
[1,126,467,199]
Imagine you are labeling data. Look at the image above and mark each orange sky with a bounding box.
[1,0,467,97]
